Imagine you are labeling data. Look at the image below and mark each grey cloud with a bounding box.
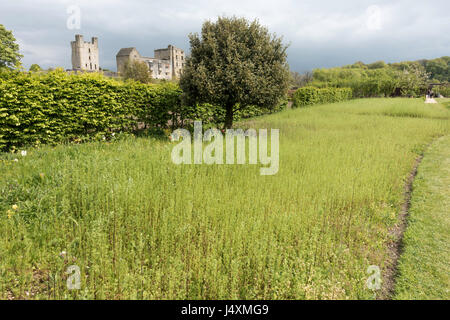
[0,0,448,72]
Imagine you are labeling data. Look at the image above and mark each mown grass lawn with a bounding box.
[0,98,449,299]
[394,134,450,300]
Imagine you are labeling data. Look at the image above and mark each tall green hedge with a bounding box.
[0,70,182,151]
[0,70,287,151]
[292,86,352,108]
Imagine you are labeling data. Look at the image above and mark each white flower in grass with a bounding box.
[21,150,27,157]
[13,158,18,162]
[59,251,67,258]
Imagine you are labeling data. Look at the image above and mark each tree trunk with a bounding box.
[224,103,234,129]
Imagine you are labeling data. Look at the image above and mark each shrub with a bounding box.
[292,87,352,108]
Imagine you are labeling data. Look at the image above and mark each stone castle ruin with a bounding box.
[70,35,185,80]
[116,45,185,80]
[71,35,99,72]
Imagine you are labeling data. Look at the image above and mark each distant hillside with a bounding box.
[290,56,449,91]
[339,56,449,82]
[290,56,450,98]
[315,56,449,83]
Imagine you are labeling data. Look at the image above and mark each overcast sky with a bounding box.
[1,0,449,72]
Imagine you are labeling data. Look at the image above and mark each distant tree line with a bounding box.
[290,56,449,98]
[417,56,450,82]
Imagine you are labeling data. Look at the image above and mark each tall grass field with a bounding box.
[1,98,449,299]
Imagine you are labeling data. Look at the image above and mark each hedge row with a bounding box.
[0,70,287,151]
[292,86,353,108]
[0,70,182,151]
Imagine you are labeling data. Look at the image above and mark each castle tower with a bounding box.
[116,47,141,74]
[154,45,185,79]
[168,45,185,79]
[71,35,100,71]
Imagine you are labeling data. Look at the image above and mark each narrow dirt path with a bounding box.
[378,152,425,299]
[425,98,438,104]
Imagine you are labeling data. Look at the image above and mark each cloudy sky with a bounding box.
[1,0,449,72]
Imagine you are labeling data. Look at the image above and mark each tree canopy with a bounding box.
[305,57,449,97]
[0,24,22,70]
[180,16,290,128]
[418,56,450,82]
[29,64,42,72]
[122,59,152,84]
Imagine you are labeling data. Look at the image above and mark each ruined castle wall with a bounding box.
[154,46,185,79]
[116,45,185,80]
[142,58,172,80]
[71,35,99,71]
[116,48,141,74]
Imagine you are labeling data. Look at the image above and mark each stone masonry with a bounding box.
[116,45,185,80]
[71,35,99,72]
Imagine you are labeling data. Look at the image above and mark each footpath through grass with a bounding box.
[0,98,449,299]
[394,134,450,300]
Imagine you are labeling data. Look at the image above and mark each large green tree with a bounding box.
[180,16,290,128]
[123,59,152,84]
[420,57,449,82]
[0,24,22,70]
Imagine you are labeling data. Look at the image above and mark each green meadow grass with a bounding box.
[394,135,450,300]
[0,98,449,299]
